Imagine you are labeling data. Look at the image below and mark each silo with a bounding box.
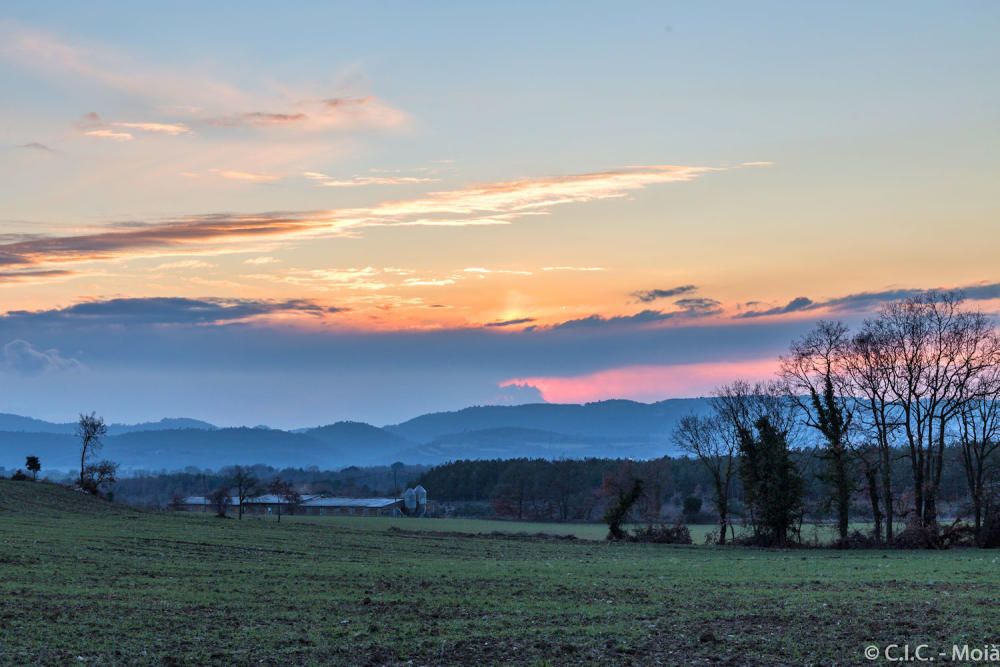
[414,485,427,509]
[403,487,417,513]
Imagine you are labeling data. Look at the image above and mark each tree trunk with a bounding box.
[79,440,87,486]
[714,476,728,545]
[974,492,982,538]
[880,444,894,543]
[834,444,850,541]
[923,492,936,527]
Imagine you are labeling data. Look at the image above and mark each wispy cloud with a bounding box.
[152,259,214,271]
[17,142,55,152]
[77,112,190,140]
[84,129,133,141]
[541,266,606,272]
[674,297,722,315]
[485,317,536,328]
[111,121,191,135]
[349,166,716,228]
[1,22,408,158]
[549,309,683,331]
[463,267,533,276]
[0,212,322,268]
[738,296,815,318]
[737,282,1000,318]
[303,171,437,188]
[209,169,281,183]
[546,298,722,332]
[252,267,390,292]
[632,285,697,302]
[206,97,407,132]
[1,339,82,375]
[1,297,344,327]
[209,112,308,127]
[0,269,76,285]
[402,277,459,287]
[0,164,727,271]
[244,256,280,265]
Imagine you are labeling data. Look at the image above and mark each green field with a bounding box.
[1,481,997,665]
[282,514,860,545]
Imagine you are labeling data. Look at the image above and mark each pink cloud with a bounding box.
[501,358,780,403]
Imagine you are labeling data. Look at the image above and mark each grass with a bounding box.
[1,480,997,665]
[281,514,863,545]
[281,515,708,541]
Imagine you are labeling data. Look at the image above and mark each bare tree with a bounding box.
[210,486,231,517]
[855,443,884,542]
[83,460,119,498]
[268,477,301,521]
[77,412,108,489]
[878,292,998,527]
[845,321,902,542]
[230,466,258,520]
[673,414,737,544]
[955,368,1000,540]
[710,380,799,543]
[711,380,797,441]
[780,321,854,542]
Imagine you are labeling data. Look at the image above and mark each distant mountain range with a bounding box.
[0,399,713,472]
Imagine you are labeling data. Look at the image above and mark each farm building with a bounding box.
[177,494,410,517]
[298,497,403,517]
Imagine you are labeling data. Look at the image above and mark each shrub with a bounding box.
[894,519,976,549]
[893,523,936,549]
[682,496,703,520]
[631,523,692,545]
[832,530,880,550]
[603,478,643,541]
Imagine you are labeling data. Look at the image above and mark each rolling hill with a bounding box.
[385,399,712,443]
[0,399,714,471]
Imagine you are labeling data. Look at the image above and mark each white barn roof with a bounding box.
[181,494,398,508]
[302,497,400,509]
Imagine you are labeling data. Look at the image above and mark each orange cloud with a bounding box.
[111,121,191,135]
[502,358,780,403]
[0,269,77,285]
[0,164,728,270]
[209,169,281,183]
[350,165,716,225]
[1,24,407,134]
[84,129,133,141]
[303,172,437,187]
[0,213,324,268]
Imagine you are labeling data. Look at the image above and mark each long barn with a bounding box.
[179,494,406,517]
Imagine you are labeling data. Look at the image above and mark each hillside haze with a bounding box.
[0,399,712,471]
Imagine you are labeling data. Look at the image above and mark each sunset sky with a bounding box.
[1,3,998,426]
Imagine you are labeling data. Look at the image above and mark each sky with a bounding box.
[0,2,998,427]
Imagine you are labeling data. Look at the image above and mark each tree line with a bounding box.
[422,292,1000,548]
[417,450,970,520]
[677,291,1000,547]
